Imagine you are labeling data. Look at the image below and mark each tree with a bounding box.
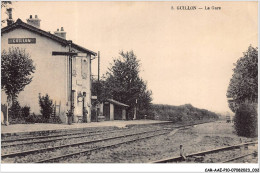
[101,51,152,119]
[226,45,258,112]
[234,102,257,137]
[1,47,35,124]
[227,45,258,138]
[1,1,12,26]
[1,1,12,8]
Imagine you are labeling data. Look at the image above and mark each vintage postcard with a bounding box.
[1,1,258,173]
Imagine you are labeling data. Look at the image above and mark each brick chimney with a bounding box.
[6,8,14,26]
[54,27,66,39]
[27,15,41,28]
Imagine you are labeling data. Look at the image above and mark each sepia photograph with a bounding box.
[0,0,258,172]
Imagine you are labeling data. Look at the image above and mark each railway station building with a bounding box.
[1,15,97,123]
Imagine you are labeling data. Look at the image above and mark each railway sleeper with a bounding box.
[36,131,170,163]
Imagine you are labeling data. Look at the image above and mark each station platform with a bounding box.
[1,120,171,136]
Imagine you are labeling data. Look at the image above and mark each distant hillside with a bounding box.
[149,104,219,122]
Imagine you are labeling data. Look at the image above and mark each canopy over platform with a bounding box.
[106,99,129,107]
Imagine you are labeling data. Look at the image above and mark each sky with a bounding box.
[2,1,258,113]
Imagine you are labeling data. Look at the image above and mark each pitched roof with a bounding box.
[1,19,97,56]
[107,99,129,107]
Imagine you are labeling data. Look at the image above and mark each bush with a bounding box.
[25,114,51,124]
[8,102,32,124]
[6,98,60,124]
[21,106,30,119]
[39,94,54,120]
[8,101,23,124]
[49,116,62,124]
[234,102,258,137]
[25,113,38,123]
[9,101,21,120]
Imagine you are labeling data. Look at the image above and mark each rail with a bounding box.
[151,141,258,163]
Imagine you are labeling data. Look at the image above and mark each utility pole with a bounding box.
[68,41,73,116]
[96,51,100,122]
[98,51,100,82]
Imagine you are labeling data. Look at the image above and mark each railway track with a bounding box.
[1,127,119,142]
[1,121,178,142]
[2,120,212,148]
[1,129,126,147]
[1,120,216,163]
[222,151,257,163]
[151,141,258,163]
[1,127,164,153]
[2,128,171,163]
[2,125,175,153]
[36,129,170,163]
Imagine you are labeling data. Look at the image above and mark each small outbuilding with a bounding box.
[99,99,129,121]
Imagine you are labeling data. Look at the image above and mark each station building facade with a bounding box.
[1,16,97,123]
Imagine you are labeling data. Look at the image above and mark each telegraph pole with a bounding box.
[98,51,100,82]
[68,40,74,118]
[96,51,100,122]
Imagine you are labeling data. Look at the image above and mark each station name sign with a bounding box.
[8,38,36,44]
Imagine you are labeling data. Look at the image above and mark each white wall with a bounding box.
[110,103,114,120]
[1,28,92,123]
[72,53,92,122]
[1,28,91,122]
